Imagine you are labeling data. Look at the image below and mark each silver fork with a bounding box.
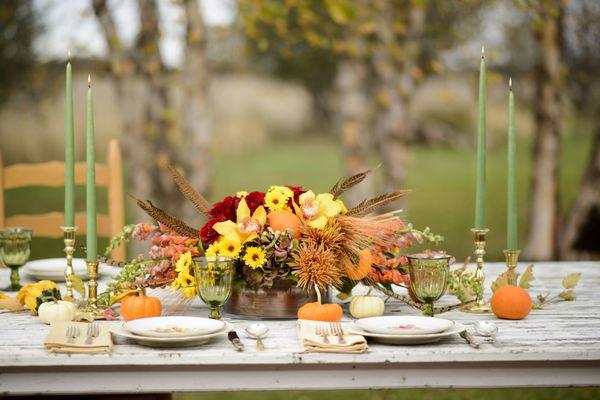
[332,322,346,344]
[85,323,99,345]
[315,324,330,344]
[66,326,80,344]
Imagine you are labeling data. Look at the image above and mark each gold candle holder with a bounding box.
[462,228,491,313]
[504,249,520,285]
[79,259,105,319]
[60,226,78,301]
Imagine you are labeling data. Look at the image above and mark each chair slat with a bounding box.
[4,162,109,189]
[6,212,111,238]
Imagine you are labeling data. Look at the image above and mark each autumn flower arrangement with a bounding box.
[99,164,443,314]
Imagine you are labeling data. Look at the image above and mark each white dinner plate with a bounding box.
[354,316,454,335]
[22,258,106,281]
[350,322,466,345]
[111,322,232,347]
[123,316,226,338]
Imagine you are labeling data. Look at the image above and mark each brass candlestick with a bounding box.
[79,259,105,319]
[462,228,491,313]
[504,249,520,285]
[61,226,78,300]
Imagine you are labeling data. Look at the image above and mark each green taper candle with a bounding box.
[86,74,97,260]
[64,50,75,227]
[507,78,518,250]
[474,46,487,229]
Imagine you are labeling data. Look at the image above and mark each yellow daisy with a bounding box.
[175,252,193,272]
[269,185,293,198]
[216,238,242,258]
[243,246,267,269]
[177,270,198,298]
[204,243,220,257]
[236,191,248,198]
[265,190,288,211]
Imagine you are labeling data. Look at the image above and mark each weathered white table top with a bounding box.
[1,261,599,395]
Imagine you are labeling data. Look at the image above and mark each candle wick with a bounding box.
[68,49,71,62]
[509,77,512,91]
[481,45,485,59]
[88,74,91,87]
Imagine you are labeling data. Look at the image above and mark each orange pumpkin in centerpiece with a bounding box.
[343,248,372,281]
[491,285,532,320]
[120,294,162,321]
[268,210,302,238]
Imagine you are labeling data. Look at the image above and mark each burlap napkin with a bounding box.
[297,320,367,353]
[45,321,112,353]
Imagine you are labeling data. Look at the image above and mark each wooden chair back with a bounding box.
[0,139,125,261]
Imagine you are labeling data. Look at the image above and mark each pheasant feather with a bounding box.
[347,190,411,216]
[130,195,200,238]
[167,164,212,216]
[329,164,380,199]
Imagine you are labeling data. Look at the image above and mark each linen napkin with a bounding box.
[297,320,368,353]
[45,321,112,353]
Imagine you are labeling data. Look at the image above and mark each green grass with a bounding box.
[3,132,592,262]
[175,388,600,400]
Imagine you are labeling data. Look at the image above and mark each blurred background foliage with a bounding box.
[0,0,599,264]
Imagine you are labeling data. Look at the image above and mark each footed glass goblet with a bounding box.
[193,256,235,319]
[408,253,452,317]
[0,228,33,291]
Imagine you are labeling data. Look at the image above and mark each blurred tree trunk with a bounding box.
[334,58,372,206]
[372,1,424,204]
[179,0,212,226]
[93,0,213,231]
[524,2,564,261]
[559,112,600,259]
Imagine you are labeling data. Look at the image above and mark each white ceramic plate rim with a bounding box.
[350,322,465,339]
[112,322,232,342]
[354,316,454,335]
[123,316,227,338]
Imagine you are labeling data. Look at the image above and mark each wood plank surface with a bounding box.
[0,261,599,394]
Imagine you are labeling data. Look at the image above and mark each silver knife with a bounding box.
[228,331,244,351]
[459,330,481,349]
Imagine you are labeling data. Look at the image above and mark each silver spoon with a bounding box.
[245,323,269,351]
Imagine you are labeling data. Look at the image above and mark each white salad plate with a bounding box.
[350,322,465,345]
[354,316,454,335]
[22,258,105,281]
[123,316,226,338]
[111,322,232,348]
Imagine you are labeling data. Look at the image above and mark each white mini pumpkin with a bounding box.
[38,300,77,324]
[349,295,385,319]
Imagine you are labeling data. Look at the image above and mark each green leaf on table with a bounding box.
[562,273,581,289]
[69,274,86,297]
[558,290,576,301]
[491,271,510,293]
[518,264,535,289]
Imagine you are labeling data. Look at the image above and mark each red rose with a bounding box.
[208,196,238,221]
[201,215,227,247]
[244,191,266,213]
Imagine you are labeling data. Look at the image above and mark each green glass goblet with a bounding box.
[0,228,33,291]
[408,253,452,317]
[193,256,235,320]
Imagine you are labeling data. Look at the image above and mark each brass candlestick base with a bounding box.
[60,226,78,301]
[462,228,491,313]
[78,259,105,320]
[504,249,520,286]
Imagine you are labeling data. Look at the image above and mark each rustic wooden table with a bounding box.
[0,261,599,395]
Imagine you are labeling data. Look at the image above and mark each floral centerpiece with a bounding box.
[100,165,441,318]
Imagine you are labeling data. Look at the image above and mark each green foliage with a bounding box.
[447,264,483,304]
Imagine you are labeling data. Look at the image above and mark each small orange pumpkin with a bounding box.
[343,248,372,281]
[491,285,532,320]
[297,286,343,322]
[268,210,302,238]
[120,294,162,321]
